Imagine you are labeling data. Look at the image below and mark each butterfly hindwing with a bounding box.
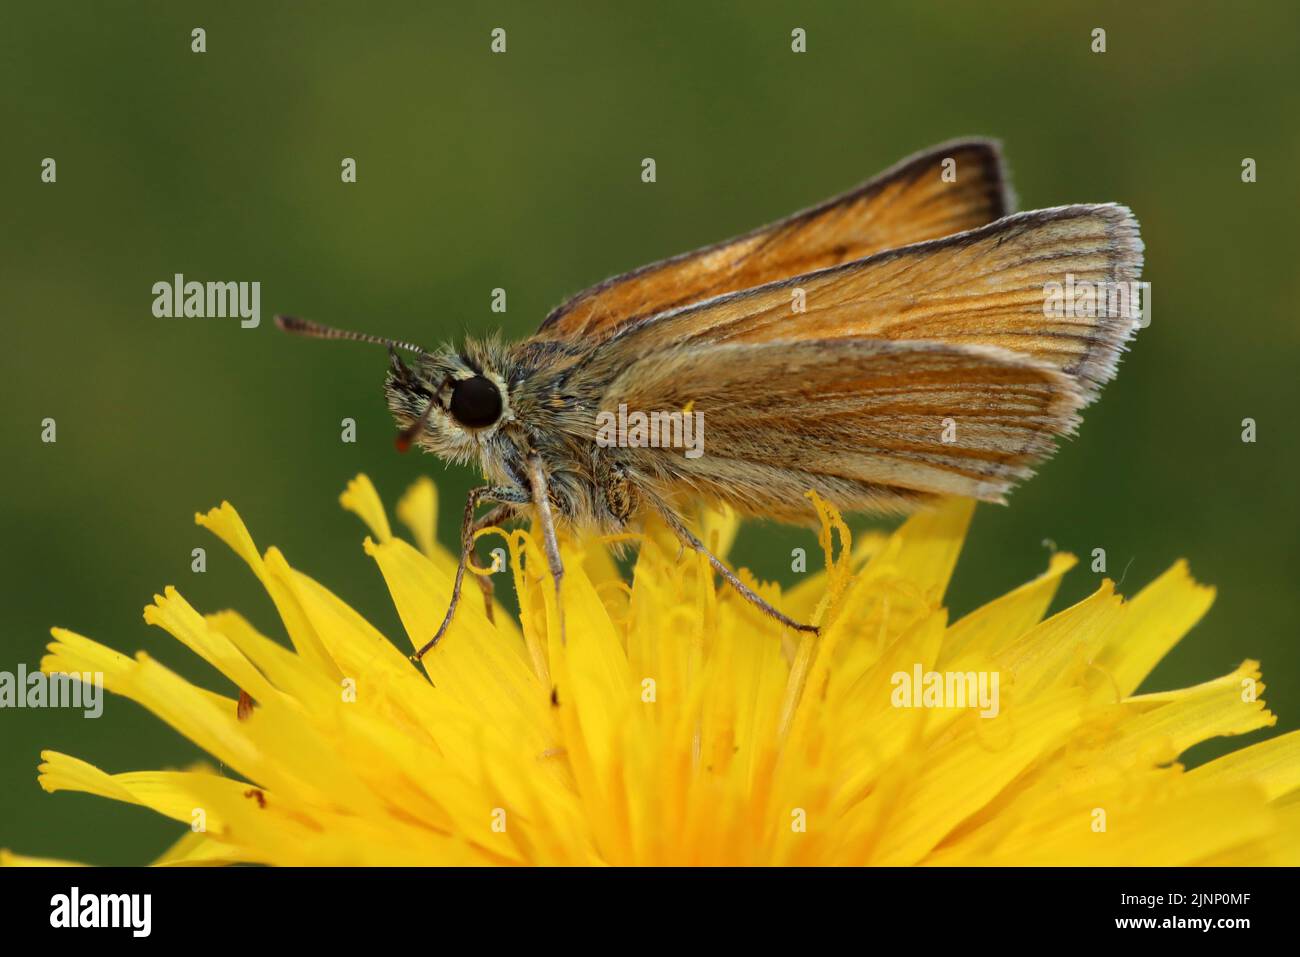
[597,338,1082,520]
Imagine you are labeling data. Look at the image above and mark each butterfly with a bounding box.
[276,138,1144,658]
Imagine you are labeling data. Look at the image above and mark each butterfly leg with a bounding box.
[525,451,567,645]
[412,485,529,661]
[656,505,819,635]
[469,503,520,624]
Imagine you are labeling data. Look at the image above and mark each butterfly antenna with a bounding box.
[274,314,427,356]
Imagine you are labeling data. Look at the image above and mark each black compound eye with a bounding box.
[449,375,502,428]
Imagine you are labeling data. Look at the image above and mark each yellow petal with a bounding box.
[1185,728,1300,802]
[339,473,393,543]
[195,502,337,677]
[1,849,88,867]
[396,476,440,557]
[1094,559,1216,696]
[940,551,1077,666]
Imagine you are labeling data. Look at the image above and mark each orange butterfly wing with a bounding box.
[534,139,1011,344]
[601,338,1081,518]
[577,205,1142,517]
[594,204,1143,402]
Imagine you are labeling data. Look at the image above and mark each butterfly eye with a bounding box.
[449,375,503,429]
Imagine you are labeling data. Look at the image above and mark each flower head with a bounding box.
[6,475,1299,866]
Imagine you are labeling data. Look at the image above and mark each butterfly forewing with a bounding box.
[595,204,1143,401]
[534,139,1011,345]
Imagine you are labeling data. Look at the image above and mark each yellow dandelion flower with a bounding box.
[8,474,1300,866]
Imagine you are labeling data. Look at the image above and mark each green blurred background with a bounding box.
[2,1,1297,864]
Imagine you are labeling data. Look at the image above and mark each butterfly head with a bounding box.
[274,315,511,465]
[385,344,511,462]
